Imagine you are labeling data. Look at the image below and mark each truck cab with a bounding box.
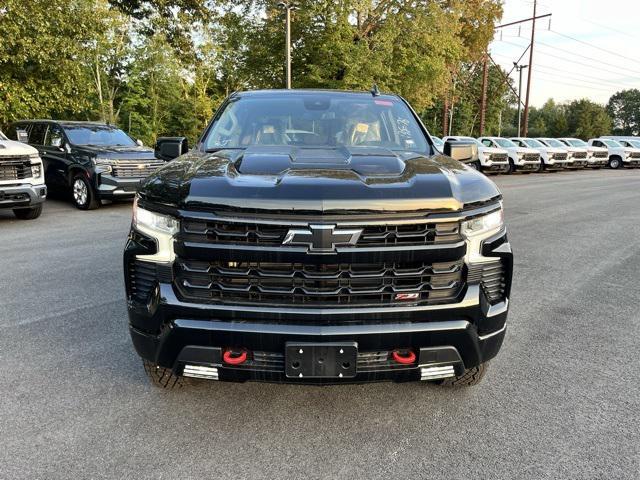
[478,137,541,173]
[588,138,640,169]
[0,129,46,219]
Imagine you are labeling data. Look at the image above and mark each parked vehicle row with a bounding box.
[432,135,640,174]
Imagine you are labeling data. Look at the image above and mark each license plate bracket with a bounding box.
[285,342,357,379]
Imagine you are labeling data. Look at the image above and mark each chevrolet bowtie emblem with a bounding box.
[283,225,362,253]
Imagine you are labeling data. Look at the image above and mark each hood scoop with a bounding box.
[236,146,405,176]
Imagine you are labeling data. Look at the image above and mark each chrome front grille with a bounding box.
[553,153,568,161]
[523,153,540,162]
[573,151,587,159]
[592,151,608,158]
[174,259,465,307]
[111,159,165,178]
[490,153,508,162]
[630,152,640,159]
[0,157,32,181]
[180,219,462,248]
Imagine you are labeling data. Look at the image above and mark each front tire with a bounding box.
[142,359,184,389]
[507,159,516,174]
[72,174,99,210]
[13,204,43,220]
[609,156,622,169]
[468,160,481,171]
[440,363,489,387]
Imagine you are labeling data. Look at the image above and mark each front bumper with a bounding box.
[0,182,47,209]
[546,160,569,169]
[482,162,510,173]
[623,158,640,167]
[96,173,143,199]
[124,227,513,384]
[587,157,608,167]
[515,161,540,171]
[567,159,588,168]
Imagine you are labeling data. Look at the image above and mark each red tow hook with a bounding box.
[223,348,248,365]
[392,349,416,365]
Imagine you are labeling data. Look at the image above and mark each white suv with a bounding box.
[538,138,586,169]
[0,129,47,219]
[510,137,570,171]
[588,138,640,169]
[558,138,608,168]
[442,136,509,173]
[478,137,541,173]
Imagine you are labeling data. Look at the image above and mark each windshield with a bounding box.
[627,140,640,148]
[602,139,622,148]
[541,138,565,147]
[65,125,136,147]
[523,138,544,148]
[204,95,428,153]
[566,139,587,147]
[494,138,516,148]
[0,130,7,141]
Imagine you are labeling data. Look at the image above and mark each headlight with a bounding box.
[30,163,42,178]
[132,198,178,262]
[28,152,40,160]
[133,198,178,235]
[94,157,113,174]
[462,208,504,238]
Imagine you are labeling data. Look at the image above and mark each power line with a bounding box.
[495,38,640,78]
[522,62,638,88]
[533,65,625,90]
[533,73,613,93]
[574,18,637,39]
[548,29,640,66]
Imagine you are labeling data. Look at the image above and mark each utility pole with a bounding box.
[513,62,528,136]
[277,2,296,89]
[522,0,537,136]
[442,95,449,138]
[479,52,489,136]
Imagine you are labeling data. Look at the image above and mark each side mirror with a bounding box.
[51,137,63,148]
[136,139,144,147]
[443,139,478,163]
[155,137,188,161]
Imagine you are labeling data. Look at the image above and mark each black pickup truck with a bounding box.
[7,121,177,209]
[124,89,513,388]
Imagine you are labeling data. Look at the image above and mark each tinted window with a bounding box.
[204,95,429,154]
[44,124,65,147]
[495,138,517,148]
[64,125,136,146]
[30,123,48,145]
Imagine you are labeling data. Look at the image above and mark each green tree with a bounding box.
[0,0,99,124]
[607,89,640,135]
[565,99,612,140]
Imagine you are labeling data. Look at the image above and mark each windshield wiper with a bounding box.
[205,147,244,153]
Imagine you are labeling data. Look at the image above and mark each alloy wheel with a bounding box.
[73,178,88,206]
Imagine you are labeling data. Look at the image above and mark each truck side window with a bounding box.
[482,139,492,147]
[45,125,65,148]
[29,123,48,145]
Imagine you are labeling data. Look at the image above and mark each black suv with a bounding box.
[124,90,513,388]
[7,121,168,209]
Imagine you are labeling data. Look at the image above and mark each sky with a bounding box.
[490,0,640,107]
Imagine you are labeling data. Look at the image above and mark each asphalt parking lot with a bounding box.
[1,169,639,479]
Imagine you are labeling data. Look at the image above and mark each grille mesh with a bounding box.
[0,157,31,181]
[180,220,462,248]
[468,260,506,304]
[174,259,464,307]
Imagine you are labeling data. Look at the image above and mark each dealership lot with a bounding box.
[1,169,639,479]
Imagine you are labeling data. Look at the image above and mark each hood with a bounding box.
[0,139,38,157]
[478,146,508,154]
[72,144,156,160]
[140,146,500,214]
[564,146,587,153]
[538,147,566,154]
[514,147,539,154]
